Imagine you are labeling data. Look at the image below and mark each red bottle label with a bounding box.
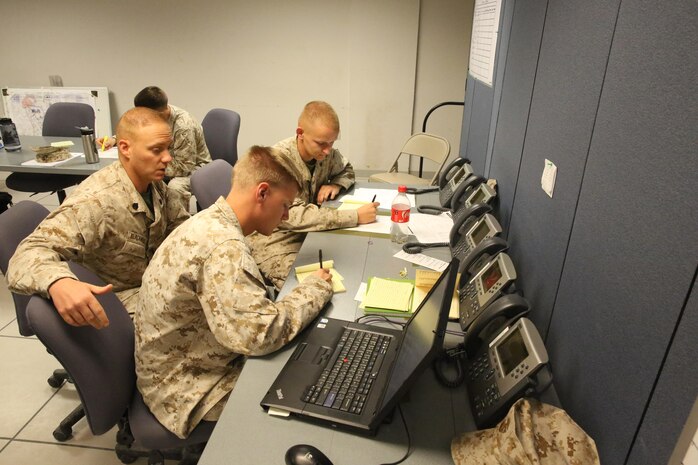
[391,205,410,223]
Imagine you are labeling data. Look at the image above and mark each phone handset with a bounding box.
[449,203,493,245]
[448,175,486,211]
[462,294,530,357]
[454,236,508,278]
[438,157,469,189]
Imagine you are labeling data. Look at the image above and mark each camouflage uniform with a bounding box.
[7,162,190,313]
[165,105,212,210]
[247,136,357,288]
[134,197,333,439]
[451,398,600,465]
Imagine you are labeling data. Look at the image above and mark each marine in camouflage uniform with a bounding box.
[246,135,357,288]
[7,158,190,313]
[164,104,211,208]
[135,196,333,439]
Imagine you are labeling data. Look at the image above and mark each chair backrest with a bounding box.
[398,133,451,184]
[0,201,50,336]
[42,102,96,137]
[201,108,241,165]
[26,263,135,436]
[190,159,233,210]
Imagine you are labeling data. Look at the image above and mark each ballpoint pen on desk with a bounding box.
[371,194,376,203]
[319,249,323,269]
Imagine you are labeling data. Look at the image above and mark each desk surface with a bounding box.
[199,186,474,465]
[0,136,114,175]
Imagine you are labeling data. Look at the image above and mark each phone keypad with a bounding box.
[459,282,481,330]
[439,185,454,206]
[451,240,471,259]
[468,354,499,418]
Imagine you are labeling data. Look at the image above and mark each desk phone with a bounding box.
[439,164,476,208]
[458,252,517,331]
[450,213,503,260]
[466,317,549,429]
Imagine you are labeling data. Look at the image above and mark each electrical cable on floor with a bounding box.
[378,404,411,465]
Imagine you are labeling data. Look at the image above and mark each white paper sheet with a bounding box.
[339,187,415,209]
[342,215,392,235]
[99,147,119,159]
[408,212,454,243]
[393,250,449,272]
[468,0,503,86]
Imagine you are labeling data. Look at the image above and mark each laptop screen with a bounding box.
[380,262,455,407]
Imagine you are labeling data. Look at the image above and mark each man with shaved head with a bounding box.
[7,107,190,328]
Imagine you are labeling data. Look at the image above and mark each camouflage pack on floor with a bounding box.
[451,398,600,465]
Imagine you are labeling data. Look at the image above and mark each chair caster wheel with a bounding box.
[47,375,64,388]
[115,450,138,464]
[53,425,72,442]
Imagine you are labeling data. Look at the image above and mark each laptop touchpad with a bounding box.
[291,343,332,365]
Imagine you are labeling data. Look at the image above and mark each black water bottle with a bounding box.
[0,118,21,151]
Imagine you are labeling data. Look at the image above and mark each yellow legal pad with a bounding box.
[362,277,415,312]
[295,260,346,293]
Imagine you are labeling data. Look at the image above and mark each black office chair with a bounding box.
[190,159,233,211]
[26,264,215,465]
[5,102,93,204]
[201,108,241,166]
[0,200,85,441]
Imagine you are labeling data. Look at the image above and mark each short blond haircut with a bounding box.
[298,101,340,132]
[115,107,169,142]
[233,146,302,192]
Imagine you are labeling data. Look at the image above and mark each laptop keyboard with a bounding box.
[302,328,391,415]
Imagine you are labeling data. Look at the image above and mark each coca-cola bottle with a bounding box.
[390,185,411,243]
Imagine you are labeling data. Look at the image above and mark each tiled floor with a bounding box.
[0,172,177,464]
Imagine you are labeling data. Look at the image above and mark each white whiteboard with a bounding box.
[1,87,112,138]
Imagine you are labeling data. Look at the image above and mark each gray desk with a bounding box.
[199,186,474,465]
[0,136,114,175]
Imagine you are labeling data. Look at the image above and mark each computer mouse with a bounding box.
[285,444,334,465]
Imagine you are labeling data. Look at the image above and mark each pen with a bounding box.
[100,135,106,151]
[371,194,376,203]
[319,249,323,269]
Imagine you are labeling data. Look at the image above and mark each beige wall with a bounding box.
[0,0,471,172]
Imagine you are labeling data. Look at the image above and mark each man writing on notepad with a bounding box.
[248,100,379,289]
[134,145,333,439]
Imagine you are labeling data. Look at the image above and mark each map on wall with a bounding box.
[1,87,111,137]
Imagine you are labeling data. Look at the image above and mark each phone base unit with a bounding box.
[465,318,550,429]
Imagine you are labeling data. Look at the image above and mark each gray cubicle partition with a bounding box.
[458,0,698,464]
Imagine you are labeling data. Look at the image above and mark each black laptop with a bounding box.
[260,259,458,434]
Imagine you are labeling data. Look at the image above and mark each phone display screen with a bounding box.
[470,220,490,245]
[468,187,486,205]
[496,328,528,376]
[481,260,502,292]
[449,167,465,187]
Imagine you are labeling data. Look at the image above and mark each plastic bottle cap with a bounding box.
[398,185,407,193]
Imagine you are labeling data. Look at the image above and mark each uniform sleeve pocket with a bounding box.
[119,240,146,259]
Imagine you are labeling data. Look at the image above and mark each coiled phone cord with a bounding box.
[432,344,467,388]
[402,241,449,254]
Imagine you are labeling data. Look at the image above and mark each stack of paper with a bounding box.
[411,269,461,320]
[359,270,459,319]
[295,260,346,293]
[360,277,415,317]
